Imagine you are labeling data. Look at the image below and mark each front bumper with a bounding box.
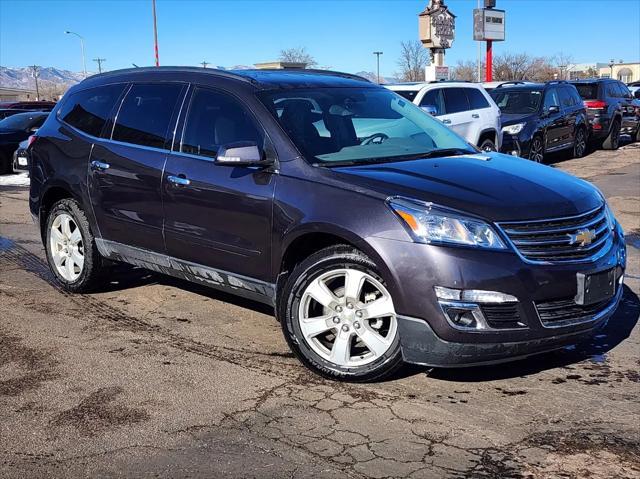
[369,223,626,367]
[499,133,531,158]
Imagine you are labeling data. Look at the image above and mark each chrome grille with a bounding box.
[498,205,612,263]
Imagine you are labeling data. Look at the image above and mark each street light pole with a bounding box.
[609,59,615,78]
[373,51,383,84]
[65,30,87,77]
[30,65,40,100]
[152,0,160,66]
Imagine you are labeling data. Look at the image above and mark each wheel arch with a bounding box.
[477,128,498,146]
[38,182,82,243]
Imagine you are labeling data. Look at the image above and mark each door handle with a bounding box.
[167,175,191,187]
[442,119,452,125]
[90,160,110,171]
[472,113,480,119]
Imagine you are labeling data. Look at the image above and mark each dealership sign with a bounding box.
[473,8,506,42]
[419,0,456,50]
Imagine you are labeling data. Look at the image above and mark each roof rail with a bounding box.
[546,80,568,85]
[428,79,471,84]
[248,68,371,83]
[495,81,528,88]
[92,66,260,85]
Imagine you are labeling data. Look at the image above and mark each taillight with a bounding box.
[584,100,606,110]
[27,134,37,148]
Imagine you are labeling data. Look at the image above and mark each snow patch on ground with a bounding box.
[0,172,30,187]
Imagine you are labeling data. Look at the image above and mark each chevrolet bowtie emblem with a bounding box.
[568,228,597,247]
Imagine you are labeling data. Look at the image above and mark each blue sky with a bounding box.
[1,0,639,76]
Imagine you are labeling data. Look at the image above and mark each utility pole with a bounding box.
[373,51,383,84]
[558,64,566,81]
[93,58,106,73]
[30,65,40,100]
[200,61,209,68]
[152,0,160,66]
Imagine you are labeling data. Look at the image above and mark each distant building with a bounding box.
[254,61,308,70]
[566,63,608,80]
[0,86,37,101]
[599,62,640,82]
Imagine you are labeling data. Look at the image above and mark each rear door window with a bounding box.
[419,88,445,115]
[112,83,183,149]
[58,84,126,137]
[443,88,470,114]
[615,82,631,98]
[180,88,263,159]
[465,88,490,110]
[605,82,620,98]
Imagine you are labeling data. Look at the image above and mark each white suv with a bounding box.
[386,82,502,151]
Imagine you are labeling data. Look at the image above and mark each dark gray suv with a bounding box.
[28,68,627,381]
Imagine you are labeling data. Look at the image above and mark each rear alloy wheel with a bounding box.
[528,136,545,163]
[573,128,587,158]
[280,246,403,382]
[479,138,496,152]
[603,119,621,150]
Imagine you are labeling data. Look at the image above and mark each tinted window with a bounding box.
[567,86,583,105]
[543,88,560,110]
[605,82,620,98]
[443,88,470,114]
[394,90,419,102]
[181,88,263,159]
[466,88,490,110]
[58,84,125,137]
[616,82,631,98]
[420,88,445,115]
[112,83,182,149]
[558,87,575,107]
[572,83,599,100]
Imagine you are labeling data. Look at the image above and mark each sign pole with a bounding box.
[486,40,493,82]
[152,0,160,67]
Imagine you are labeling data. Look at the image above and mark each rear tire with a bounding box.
[603,118,621,150]
[278,245,403,382]
[572,127,587,158]
[45,198,106,293]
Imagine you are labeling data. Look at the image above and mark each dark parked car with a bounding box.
[12,138,31,172]
[0,100,56,111]
[29,68,626,381]
[0,108,35,120]
[569,79,640,147]
[490,81,589,162]
[0,111,48,174]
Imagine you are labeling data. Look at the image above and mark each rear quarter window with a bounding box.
[572,83,599,100]
[393,90,419,102]
[58,84,126,137]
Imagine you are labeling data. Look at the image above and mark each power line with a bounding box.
[93,58,106,73]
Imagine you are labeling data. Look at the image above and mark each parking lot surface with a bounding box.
[1,144,639,478]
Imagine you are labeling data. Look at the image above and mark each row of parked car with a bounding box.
[386,78,640,162]
[0,101,55,174]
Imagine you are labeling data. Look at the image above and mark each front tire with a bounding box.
[528,135,545,163]
[478,138,496,152]
[45,198,106,293]
[278,245,403,382]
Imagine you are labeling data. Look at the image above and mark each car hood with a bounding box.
[332,153,602,222]
[500,112,537,127]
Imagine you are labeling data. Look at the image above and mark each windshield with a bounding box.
[258,87,473,165]
[490,89,542,114]
[0,112,46,131]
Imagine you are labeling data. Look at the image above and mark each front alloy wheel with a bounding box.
[529,136,545,163]
[573,128,587,158]
[279,246,403,381]
[50,213,85,282]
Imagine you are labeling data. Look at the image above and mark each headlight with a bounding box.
[389,198,507,249]
[502,123,525,135]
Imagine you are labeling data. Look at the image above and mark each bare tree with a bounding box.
[552,51,574,80]
[450,60,482,82]
[396,40,429,82]
[491,52,557,82]
[279,47,317,68]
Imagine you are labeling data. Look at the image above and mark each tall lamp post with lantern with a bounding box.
[473,0,505,82]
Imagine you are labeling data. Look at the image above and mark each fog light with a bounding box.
[439,301,488,331]
[510,150,519,156]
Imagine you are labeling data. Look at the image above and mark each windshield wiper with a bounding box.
[317,148,475,168]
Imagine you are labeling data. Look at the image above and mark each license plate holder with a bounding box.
[575,268,616,306]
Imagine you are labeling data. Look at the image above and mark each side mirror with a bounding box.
[634,91,640,100]
[214,141,271,167]
[420,105,438,116]
[546,105,560,116]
